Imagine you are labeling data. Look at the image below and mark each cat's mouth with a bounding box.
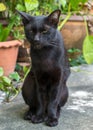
[32,42,58,49]
[33,44,42,49]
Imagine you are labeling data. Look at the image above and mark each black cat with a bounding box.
[18,10,70,127]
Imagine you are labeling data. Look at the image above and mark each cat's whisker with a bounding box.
[49,43,59,47]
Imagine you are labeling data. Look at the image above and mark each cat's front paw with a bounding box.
[24,110,32,120]
[31,115,44,123]
[46,117,58,127]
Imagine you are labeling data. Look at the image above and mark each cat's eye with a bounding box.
[29,30,33,33]
[42,25,50,34]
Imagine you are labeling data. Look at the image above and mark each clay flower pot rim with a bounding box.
[0,40,23,48]
[60,14,93,22]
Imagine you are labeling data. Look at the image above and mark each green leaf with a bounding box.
[16,4,26,11]
[81,0,88,3]
[0,82,4,91]
[0,24,12,42]
[0,3,6,12]
[23,66,30,79]
[59,0,66,8]
[9,72,20,82]
[23,66,28,74]
[68,48,80,53]
[2,76,11,85]
[70,0,87,10]
[1,28,10,41]
[0,15,16,41]
[0,24,3,41]
[0,24,3,34]
[24,0,39,12]
[83,35,93,64]
[0,67,4,77]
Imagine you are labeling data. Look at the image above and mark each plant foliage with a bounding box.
[70,0,88,11]
[83,35,93,64]
[0,3,6,11]
[0,16,16,42]
[0,67,21,102]
[83,18,93,64]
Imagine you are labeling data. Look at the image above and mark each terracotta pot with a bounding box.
[60,15,91,50]
[61,21,86,50]
[0,40,22,76]
[60,16,86,50]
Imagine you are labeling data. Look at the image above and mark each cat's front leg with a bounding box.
[31,103,44,123]
[31,85,45,123]
[46,75,62,126]
[46,87,60,126]
[45,68,62,126]
[22,70,37,120]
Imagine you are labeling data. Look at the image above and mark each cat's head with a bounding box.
[17,10,61,49]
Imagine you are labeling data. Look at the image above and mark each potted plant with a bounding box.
[59,0,93,50]
[59,0,93,65]
[0,24,23,76]
[9,0,92,66]
[0,3,23,76]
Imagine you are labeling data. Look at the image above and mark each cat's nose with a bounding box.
[34,34,40,42]
[34,42,40,47]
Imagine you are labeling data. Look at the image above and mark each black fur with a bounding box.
[18,10,70,127]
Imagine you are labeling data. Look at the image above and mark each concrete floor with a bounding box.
[0,65,93,130]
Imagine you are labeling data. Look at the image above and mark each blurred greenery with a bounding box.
[0,65,30,102]
[0,0,88,16]
[0,67,21,102]
[69,55,87,67]
[0,0,89,38]
[68,48,87,66]
[1,0,93,65]
[82,17,93,65]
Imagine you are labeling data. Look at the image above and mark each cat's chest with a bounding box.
[32,56,55,70]
[31,48,56,71]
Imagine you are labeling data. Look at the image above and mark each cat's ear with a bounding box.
[16,10,32,25]
[47,10,61,27]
